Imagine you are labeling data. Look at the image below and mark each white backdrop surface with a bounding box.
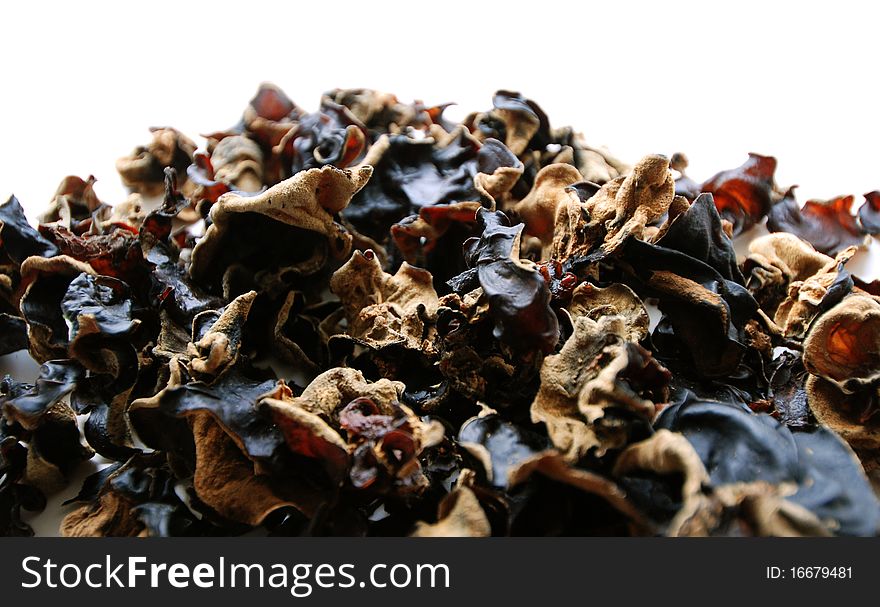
[2,1,880,214]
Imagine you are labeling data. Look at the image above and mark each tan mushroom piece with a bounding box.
[189,164,372,287]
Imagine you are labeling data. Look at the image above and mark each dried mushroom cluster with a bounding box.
[1,84,879,537]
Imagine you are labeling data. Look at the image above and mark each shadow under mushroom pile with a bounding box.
[1,84,879,537]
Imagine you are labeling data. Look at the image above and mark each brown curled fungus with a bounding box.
[189,165,372,294]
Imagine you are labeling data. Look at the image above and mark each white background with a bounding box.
[1,0,879,534]
[2,1,880,214]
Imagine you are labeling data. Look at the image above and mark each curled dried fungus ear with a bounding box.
[613,429,711,536]
[39,175,107,231]
[530,315,668,460]
[265,368,443,494]
[700,153,778,236]
[454,208,559,354]
[330,249,439,352]
[210,135,265,193]
[0,195,59,264]
[772,248,855,339]
[507,451,650,533]
[191,415,321,526]
[323,88,442,131]
[743,233,835,314]
[653,397,879,536]
[806,375,880,453]
[747,233,833,283]
[61,454,217,537]
[514,163,582,248]
[189,165,372,292]
[803,295,880,392]
[567,282,650,342]
[187,290,257,381]
[344,130,519,244]
[18,255,96,362]
[552,154,674,260]
[410,481,491,537]
[116,127,197,196]
[767,188,870,255]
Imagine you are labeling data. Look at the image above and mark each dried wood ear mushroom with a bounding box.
[803,295,880,390]
[803,296,880,448]
[117,128,197,196]
[189,164,371,294]
[2,83,880,537]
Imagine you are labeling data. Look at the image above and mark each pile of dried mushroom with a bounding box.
[1,85,879,537]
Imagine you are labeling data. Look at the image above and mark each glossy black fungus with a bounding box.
[566,181,602,203]
[344,132,510,243]
[65,454,224,537]
[29,406,93,475]
[656,396,880,536]
[382,136,520,288]
[452,209,559,354]
[0,314,28,355]
[477,90,552,154]
[109,456,199,535]
[617,236,758,377]
[59,272,143,429]
[814,261,854,320]
[61,273,138,340]
[655,193,744,284]
[0,195,59,263]
[418,428,468,494]
[19,265,83,360]
[0,360,83,427]
[1,367,93,474]
[390,207,484,296]
[83,404,140,461]
[459,414,550,488]
[767,352,812,428]
[147,243,223,326]
[286,100,366,174]
[674,174,702,201]
[133,370,289,468]
[62,463,123,505]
